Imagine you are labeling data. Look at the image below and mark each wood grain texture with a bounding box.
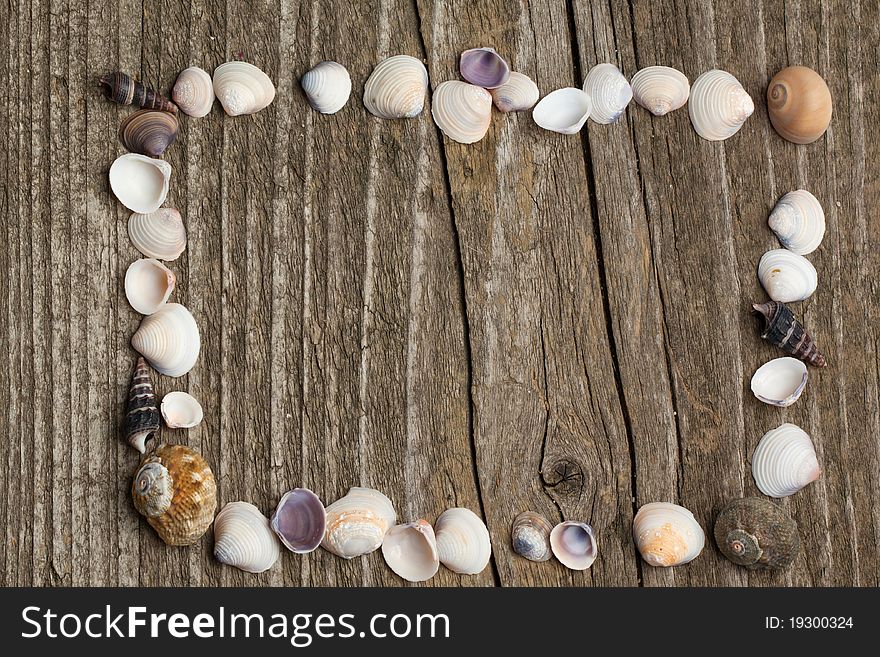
[0,0,877,586]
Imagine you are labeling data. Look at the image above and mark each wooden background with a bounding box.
[1,0,877,587]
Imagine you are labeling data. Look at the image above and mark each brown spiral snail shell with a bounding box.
[752,301,826,367]
[100,72,178,113]
[714,497,800,570]
[767,66,832,144]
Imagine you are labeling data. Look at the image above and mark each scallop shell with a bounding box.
[109,154,171,214]
[688,69,754,141]
[583,63,632,124]
[124,258,175,315]
[752,301,826,367]
[300,61,351,115]
[431,81,492,144]
[99,72,177,113]
[213,501,281,573]
[750,357,808,407]
[128,208,187,261]
[752,423,821,498]
[212,61,276,116]
[714,497,800,570]
[767,66,832,144]
[131,302,200,377]
[172,66,215,118]
[434,507,491,575]
[511,511,553,562]
[532,87,592,134]
[321,487,396,559]
[118,110,179,157]
[459,47,510,89]
[757,249,818,303]
[132,444,217,545]
[550,521,598,570]
[490,72,539,113]
[768,190,825,255]
[381,519,440,582]
[122,356,160,454]
[633,502,705,567]
[160,391,203,429]
[270,488,326,554]
[363,55,428,119]
[630,66,690,116]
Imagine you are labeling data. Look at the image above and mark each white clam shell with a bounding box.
[490,71,539,113]
[434,507,491,575]
[630,66,690,116]
[109,154,171,214]
[172,66,215,117]
[160,391,204,428]
[758,248,818,303]
[322,487,396,559]
[752,423,821,498]
[633,502,705,567]
[583,63,632,124]
[363,55,428,119]
[750,357,808,407]
[213,501,281,574]
[212,61,276,116]
[301,61,351,114]
[532,87,592,134]
[688,69,754,141]
[124,258,175,315]
[381,519,440,582]
[549,521,598,570]
[131,302,201,377]
[128,208,187,261]
[768,190,826,255]
[431,81,492,144]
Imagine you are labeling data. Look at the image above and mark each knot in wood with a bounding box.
[542,458,584,495]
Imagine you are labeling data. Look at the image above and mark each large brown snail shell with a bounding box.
[714,497,800,570]
[767,66,832,144]
[100,72,178,113]
[119,110,179,157]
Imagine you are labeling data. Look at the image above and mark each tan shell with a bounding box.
[633,502,705,567]
[767,66,832,144]
[321,487,396,558]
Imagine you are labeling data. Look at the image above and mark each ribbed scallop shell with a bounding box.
[125,258,175,315]
[128,208,187,261]
[131,302,200,377]
[434,507,491,575]
[381,520,440,582]
[301,61,351,114]
[752,423,821,498]
[550,521,598,570]
[630,66,690,116]
[172,66,215,118]
[459,47,510,89]
[750,357,808,407]
[119,110,179,157]
[160,391,203,429]
[322,487,396,558]
[109,154,171,214]
[633,502,705,567]
[271,488,326,554]
[758,249,818,303]
[431,81,492,144]
[511,511,553,562]
[214,501,281,573]
[363,55,428,119]
[532,87,592,134]
[768,190,826,255]
[490,72,539,113]
[688,69,754,141]
[213,61,276,116]
[583,63,632,124]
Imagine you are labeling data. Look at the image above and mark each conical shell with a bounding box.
[124,258,176,315]
[381,519,440,582]
[213,501,281,573]
[109,154,171,214]
[768,190,825,255]
[490,72,539,113]
[752,423,821,498]
[119,110,179,157]
[160,391,203,429]
[321,487,396,558]
[270,488,326,554]
[434,507,491,575]
[532,87,592,134]
[128,208,187,261]
[363,55,428,119]
[99,72,177,113]
[750,357,808,407]
[630,66,690,116]
[132,444,217,545]
[633,502,705,567]
[583,63,632,124]
[758,249,818,303]
[752,301,826,367]
[131,302,200,377]
[301,61,351,114]
[550,521,598,570]
[511,511,553,562]
[122,356,160,454]
[431,81,492,144]
[172,66,215,118]
[767,66,832,144]
[688,69,754,141]
[459,47,510,89]
[714,497,800,570]
[213,61,276,116]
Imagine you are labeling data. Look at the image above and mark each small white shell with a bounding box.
[131,302,201,377]
[630,66,690,116]
[213,501,281,574]
[688,69,754,141]
[301,61,351,114]
[633,502,705,567]
[128,208,187,261]
[363,55,428,119]
[768,190,826,255]
[212,61,276,116]
[490,72,539,113]
[434,507,491,575]
[752,423,821,498]
[172,66,215,117]
[532,87,592,134]
[160,391,204,428]
[322,487,396,559]
[109,154,171,214]
[431,81,492,144]
[583,63,632,124]
[381,519,440,582]
[758,249,818,303]
[124,258,175,315]
[549,521,598,570]
[750,357,808,407]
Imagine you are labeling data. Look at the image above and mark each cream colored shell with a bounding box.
[213,61,276,116]
[363,55,428,119]
[630,66,690,116]
[301,61,351,114]
[322,487,396,558]
[214,501,281,573]
[109,154,171,214]
[752,423,821,498]
[381,520,439,582]
[758,249,818,303]
[688,69,754,141]
[128,208,187,261]
[131,302,201,377]
[172,66,215,117]
[431,81,492,144]
[434,507,491,575]
[633,502,705,567]
[490,72,539,113]
[583,63,632,123]
[532,87,592,134]
[768,190,826,255]
[124,258,175,315]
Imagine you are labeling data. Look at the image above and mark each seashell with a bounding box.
[300,61,351,114]
[128,208,187,261]
[633,502,705,567]
[270,488,326,554]
[630,66,690,116]
[213,501,281,573]
[131,302,200,377]
[172,66,215,118]
[99,72,177,113]
[363,55,428,119]
[714,497,800,570]
[550,521,598,570]
[752,301,826,367]
[132,443,217,545]
[431,81,492,144]
[688,69,754,141]
[757,249,818,303]
[381,519,440,582]
[510,511,553,562]
[459,47,510,89]
[582,63,632,124]
[434,507,491,575]
[118,110,179,157]
[768,190,825,255]
[767,66,832,144]
[212,61,276,116]
[109,154,171,214]
[532,87,592,134]
[321,486,396,558]
[751,423,821,498]
[490,72,539,113]
[124,258,175,315]
[160,391,203,429]
[122,356,160,454]
[750,357,808,407]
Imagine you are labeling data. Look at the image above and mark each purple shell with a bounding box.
[459,48,511,89]
[270,488,326,554]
